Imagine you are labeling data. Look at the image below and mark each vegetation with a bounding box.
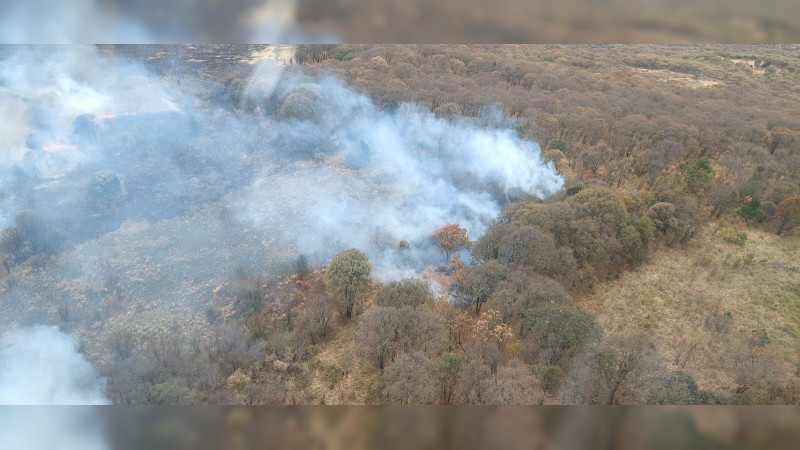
[4,44,800,405]
[324,248,372,319]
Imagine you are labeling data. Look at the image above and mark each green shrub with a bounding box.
[738,198,762,221]
[548,139,566,151]
[722,231,748,246]
[531,364,564,394]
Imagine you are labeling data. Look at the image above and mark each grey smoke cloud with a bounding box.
[0,325,111,404]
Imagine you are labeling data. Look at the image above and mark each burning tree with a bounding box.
[432,224,470,264]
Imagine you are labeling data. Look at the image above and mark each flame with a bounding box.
[43,143,76,152]
[98,112,137,120]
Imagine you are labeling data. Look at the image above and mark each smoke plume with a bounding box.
[0,44,562,300]
[0,325,111,404]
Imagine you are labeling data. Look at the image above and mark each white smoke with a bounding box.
[233,76,564,273]
[0,408,110,450]
[0,45,181,161]
[0,325,111,405]
[0,45,562,280]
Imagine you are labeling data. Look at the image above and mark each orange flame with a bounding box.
[43,143,76,152]
[98,112,137,120]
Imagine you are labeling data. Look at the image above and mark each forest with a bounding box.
[1,44,800,405]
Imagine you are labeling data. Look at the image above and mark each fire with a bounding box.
[98,112,137,120]
[43,143,76,152]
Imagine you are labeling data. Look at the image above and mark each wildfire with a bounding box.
[43,143,76,152]
[98,112,137,120]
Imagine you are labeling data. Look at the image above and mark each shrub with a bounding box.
[375,278,434,309]
[722,231,748,246]
[531,364,564,395]
[277,93,316,121]
[87,171,125,214]
[548,139,566,151]
[738,197,761,221]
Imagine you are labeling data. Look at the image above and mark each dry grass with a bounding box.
[631,67,724,88]
[580,223,800,394]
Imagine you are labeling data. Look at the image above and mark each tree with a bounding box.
[523,302,599,365]
[356,306,399,370]
[295,254,310,280]
[396,306,446,356]
[277,93,316,121]
[433,352,463,405]
[496,225,560,273]
[375,278,434,309]
[87,171,125,214]
[325,248,372,318]
[431,223,470,264]
[738,197,762,221]
[686,156,714,194]
[480,360,543,405]
[382,352,435,404]
[0,226,26,263]
[774,197,800,235]
[296,294,334,345]
[569,188,630,232]
[708,183,739,218]
[108,327,137,360]
[645,371,699,405]
[452,260,505,313]
[593,333,658,404]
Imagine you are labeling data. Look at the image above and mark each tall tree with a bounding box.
[432,223,470,264]
[324,248,372,318]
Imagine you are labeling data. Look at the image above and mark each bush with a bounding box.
[531,364,564,395]
[548,139,566,151]
[277,93,316,121]
[375,278,434,309]
[738,197,762,221]
[645,371,700,404]
[87,171,125,214]
[722,231,748,246]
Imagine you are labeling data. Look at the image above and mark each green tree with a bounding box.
[549,139,566,151]
[686,157,714,194]
[325,248,372,318]
[569,188,630,232]
[524,302,599,365]
[375,278,434,309]
[738,197,762,221]
[433,352,463,405]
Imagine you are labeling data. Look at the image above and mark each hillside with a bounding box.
[2,44,800,405]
